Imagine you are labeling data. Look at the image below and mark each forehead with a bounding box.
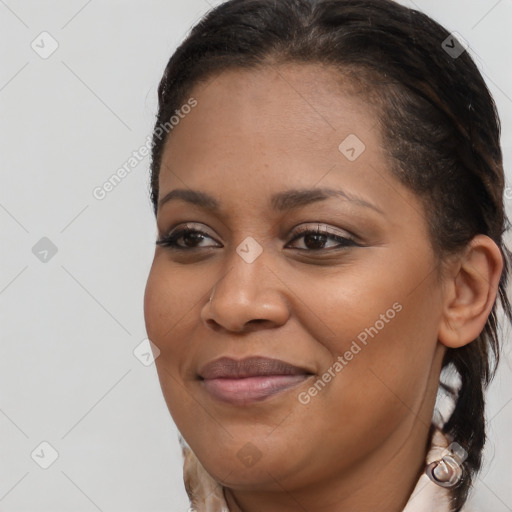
[158,63,382,193]
[156,63,431,248]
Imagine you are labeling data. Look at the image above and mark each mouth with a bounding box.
[197,356,314,406]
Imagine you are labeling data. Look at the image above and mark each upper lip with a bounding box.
[198,356,313,379]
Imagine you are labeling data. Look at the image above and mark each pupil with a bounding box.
[184,232,203,247]
[305,233,326,249]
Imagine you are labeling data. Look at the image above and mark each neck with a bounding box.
[224,418,433,512]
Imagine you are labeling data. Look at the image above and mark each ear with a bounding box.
[438,234,503,349]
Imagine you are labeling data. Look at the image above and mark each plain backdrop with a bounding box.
[0,1,511,510]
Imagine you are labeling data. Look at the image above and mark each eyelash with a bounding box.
[156,224,358,252]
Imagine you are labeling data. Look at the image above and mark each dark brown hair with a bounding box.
[149,1,512,509]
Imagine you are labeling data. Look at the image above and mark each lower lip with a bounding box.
[202,375,311,405]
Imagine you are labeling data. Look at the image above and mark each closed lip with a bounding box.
[198,356,313,380]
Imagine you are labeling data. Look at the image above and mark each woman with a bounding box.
[143,0,511,510]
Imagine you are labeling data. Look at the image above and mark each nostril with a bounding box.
[245,319,272,330]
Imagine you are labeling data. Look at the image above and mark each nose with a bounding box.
[200,247,290,333]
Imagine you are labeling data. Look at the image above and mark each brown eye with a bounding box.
[156,225,221,250]
[287,225,357,251]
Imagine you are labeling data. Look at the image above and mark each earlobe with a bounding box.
[438,235,503,349]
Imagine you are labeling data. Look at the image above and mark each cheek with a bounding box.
[315,267,440,410]
[143,258,207,350]
[301,250,442,408]
[143,258,217,421]
[280,270,441,477]
[143,261,202,423]
[299,250,440,357]
[143,264,173,347]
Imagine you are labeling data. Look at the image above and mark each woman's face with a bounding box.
[144,63,447,495]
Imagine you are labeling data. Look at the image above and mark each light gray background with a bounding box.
[0,1,511,511]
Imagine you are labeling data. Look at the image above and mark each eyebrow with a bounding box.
[158,187,383,214]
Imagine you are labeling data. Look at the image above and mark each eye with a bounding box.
[156,224,221,250]
[286,224,357,251]
[156,223,358,252]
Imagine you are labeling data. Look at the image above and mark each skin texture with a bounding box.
[143,63,503,512]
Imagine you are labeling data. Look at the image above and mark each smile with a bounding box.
[202,374,312,405]
[198,356,314,406]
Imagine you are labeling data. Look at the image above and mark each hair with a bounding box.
[148,1,512,509]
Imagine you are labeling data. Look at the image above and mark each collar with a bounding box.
[181,428,457,512]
